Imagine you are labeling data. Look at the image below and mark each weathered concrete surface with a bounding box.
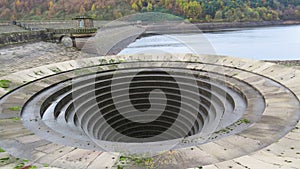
[0,54,299,169]
[81,25,145,55]
[0,23,28,34]
[0,31,52,48]
[0,42,83,77]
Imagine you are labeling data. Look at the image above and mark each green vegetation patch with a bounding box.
[22,159,29,163]
[12,117,21,121]
[0,157,10,161]
[8,106,21,111]
[0,80,11,89]
[33,70,45,76]
[214,127,233,134]
[13,160,35,169]
[236,118,251,125]
[14,162,25,169]
[109,59,116,64]
[99,59,108,65]
[232,73,239,76]
[49,67,62,73]
[0,148,5,152]
[117,156,154,168]
[43,164,50,167]
[119,156,127,161]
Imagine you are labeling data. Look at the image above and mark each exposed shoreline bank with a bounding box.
[266,60,300,67]
[194,20,300,32]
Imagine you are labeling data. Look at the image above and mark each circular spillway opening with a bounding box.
[20,60,261,155]
[77,69,209,143]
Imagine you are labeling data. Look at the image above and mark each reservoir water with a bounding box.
[119,25,300,60]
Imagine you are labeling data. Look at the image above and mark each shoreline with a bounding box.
[265,60,300,70]
[1,20,300,62]
[0,41,298,78]
[1,19,300,33]
[266,60,300,67]
[1,19,300,49]
[194,20,300,32]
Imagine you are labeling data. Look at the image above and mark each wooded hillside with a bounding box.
[0,0,300,21]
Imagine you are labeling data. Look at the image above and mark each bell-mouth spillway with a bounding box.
[0,54,299,169]
[20,60,265,154]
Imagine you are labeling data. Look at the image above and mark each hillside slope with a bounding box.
[0,0,300,21]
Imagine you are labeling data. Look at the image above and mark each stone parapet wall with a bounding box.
[0,31,52,47]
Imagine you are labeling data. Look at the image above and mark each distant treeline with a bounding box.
[0,0,300,22]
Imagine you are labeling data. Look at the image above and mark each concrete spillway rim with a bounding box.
[0,54,299,169]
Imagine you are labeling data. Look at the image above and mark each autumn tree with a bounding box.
[0,0,300,21]
[185,1,202,20]
[15,0,21,7]
[49,0,54,11]
[147,2,153,11]
[80,5,86,15]
[91,3,96,12]
[10,14,16,20]
[214,10,223,21]
[15,0,21,11]
[83,0,91,9]
[131,2,139,11]
[47,0,55,18]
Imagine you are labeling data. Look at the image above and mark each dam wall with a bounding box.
[0,30,52,47]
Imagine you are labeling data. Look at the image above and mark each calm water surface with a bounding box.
[119,25,300,60]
